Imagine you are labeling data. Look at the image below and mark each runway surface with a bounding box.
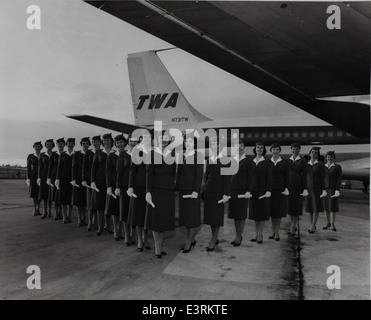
[0,180,369,300]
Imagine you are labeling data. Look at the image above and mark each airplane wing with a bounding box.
[84,1,370,138]
[66,114,146,133]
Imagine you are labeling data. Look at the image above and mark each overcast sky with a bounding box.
[0,0,338,166]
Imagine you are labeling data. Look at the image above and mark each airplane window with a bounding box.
[337,130,343,137]
[270,132,275,138]
[262,132,267,138]
[254,132,260,138]
[346,133,352,137]
[247,132,252,138]
[294,131,299,138]
[319,130,324,137]
[302,131,307,137]
[277,132,282,138]
[285,131,290,137]
[328,130,333,137]
[310,131,316,137]
[240,133,245,138]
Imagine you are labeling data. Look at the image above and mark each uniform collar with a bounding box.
[126,149,132,156]
[210,152,223,163]
[102,148,116,155]
[66,150,75,156]
[45,151,53,157]
[271,156,282,165]
[154,147,171,157]
[325,162,335,168]
[234,153,246,162]
[308,159,319,166]
[290,155,301,162]
[184,150,195,158]
[33,153,41,158]
[81,149,90,155]
[137,144,151,155]
[253,156,265,164]
[56,151,64,156]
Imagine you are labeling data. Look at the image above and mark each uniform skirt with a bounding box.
[324,188,340,212]
[288,186,304,216]
[228,189,248,220]
[203,191,225,227]
[48,183,56,203]
[86,188,92,210]
[29,178,39,199]
[91,179,106,211]
[306,188,324,213]
[179,190,201,228]
[119,187,130,223]
[249,191,270,221]
[72,185,86,207]
[128,186,146,227]
[39,178,49,201]
[59,178,72,205]
[270,190,288,218]
[105,194,119,216]
[145,188,175,232]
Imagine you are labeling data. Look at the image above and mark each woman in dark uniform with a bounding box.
[228,138,251,246]
[306,147,327,233]
[71,138,88,227]
[47,138,65,220]
[249,141,272,244]
[38,139,54,218]
[287,143,308,235]
[27,141,42,216]
[203,137,230,251]
[91,133,113,235]
[82,136,100,231]
[323,151,342,231]
[105,134,121,240]
[176,133,204,253]
[128,131,152,251]
[145,133,176,258]
[268,143,289,241]
[115,134,136,245]
[55,138,75,224]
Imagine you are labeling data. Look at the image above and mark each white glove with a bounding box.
[26,179,30,186]
[55,179,60,190]
[333,190,340,197]
[281,188,289,196]
[81,181,87,187]
[47,178,51,185]
[245,191,252,199]
[107,187,113,196]
[320,190,327,198]
[127,188,137,198]
[91,182,99,192]
[146,192,155,208]
[301,189,309,197]
[222,195,230,203]
[71,180,77,187]
[37,178,41,186]
[265,191,271,198]
[115,188,121,197]
[191,191,198,199]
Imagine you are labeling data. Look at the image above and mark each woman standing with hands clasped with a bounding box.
[306,147,327,233]
[145,133,176,258]
[228,138,251,247]
[323,151,342,231]
[38,139,54,218]
[269,143,289,241]
[27,141,42,216]
[176,133,204,253]
[249,141,272,244]
[203,136,230,251]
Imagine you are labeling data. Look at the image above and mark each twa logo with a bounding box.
[136,93,178,110]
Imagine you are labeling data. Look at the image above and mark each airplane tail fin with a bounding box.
[127,50,211,127]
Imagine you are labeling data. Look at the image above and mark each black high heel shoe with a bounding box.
[144,244,151,250]
[161,251,167,256]
[268,234,275,239]
[250,237,257,242]
[257,235,263,244]
[206,239,219,252]
[323,224,331,230]
[182,241,196,253]
[234,237,243,247]
[154,254,162,259]
[96,231,102,236]
[137,247,144,252]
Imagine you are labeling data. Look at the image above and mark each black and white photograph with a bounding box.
[0,0,370,304]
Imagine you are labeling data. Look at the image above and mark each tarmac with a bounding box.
[0,180,369,300]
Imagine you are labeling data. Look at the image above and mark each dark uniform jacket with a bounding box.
[38,152,52,179]
[72,151,84,184]
[306,160,326,190]
[47,151,61,183]
[203,155,231,195]
[288,155,307,189]
[270,157,289,191]
[146,149,176,193]
[56,151,73,181]
[116,150,131,190]
[175,151,204,193]
[106,151,118,189]
[91,149,109,183]
[229,156,251,191]
[82,149,94,184]
[249,157,272,193]
[325,163,342,190]
[129,146,150,189]
[27,153,39,179]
